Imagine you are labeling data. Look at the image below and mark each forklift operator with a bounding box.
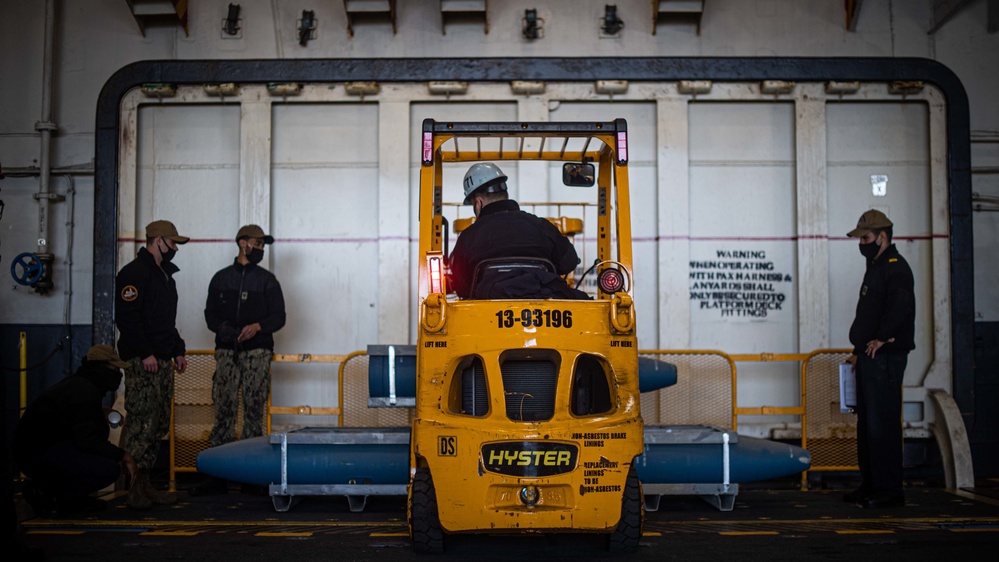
[448,162,588,300]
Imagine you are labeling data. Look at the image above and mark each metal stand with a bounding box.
[643,482,740,511]
[641,425,740,512]
[268,427,410,512]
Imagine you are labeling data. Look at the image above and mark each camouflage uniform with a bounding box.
[115,221,188,508]
[115,241,187,472]
[209,348,272,444]
[120,357,175,469]
[204,228,286,449]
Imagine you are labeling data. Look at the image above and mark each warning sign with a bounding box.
[689,249,793,320]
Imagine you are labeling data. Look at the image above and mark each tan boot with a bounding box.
[139,469,178,505]
[126,472,153,510]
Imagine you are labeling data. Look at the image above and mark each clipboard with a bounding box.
[839,363,856,413]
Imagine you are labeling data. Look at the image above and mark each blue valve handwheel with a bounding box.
[11,252,44,286]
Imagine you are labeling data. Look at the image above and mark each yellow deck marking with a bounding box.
[949,528,999,533]
[648,516,999,527]
[142,531,202,536]
[719,531,779,536]
[23,519,405,529]
[371,532,410,537]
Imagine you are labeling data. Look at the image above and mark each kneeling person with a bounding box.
[13,345,139,516]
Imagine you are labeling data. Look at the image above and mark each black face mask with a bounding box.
[859,240,880,260]
[81,360,123,393]
[246,247,265,265]
[159,239,177,263]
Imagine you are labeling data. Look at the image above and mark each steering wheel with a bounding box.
[11,252,44,286]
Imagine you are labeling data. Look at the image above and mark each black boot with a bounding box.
[126,472,152,510]
[21,479,57,517]
[189,476,229,497]
[842,488,869,503]
[56,495,108,514]
[137,468,177,505]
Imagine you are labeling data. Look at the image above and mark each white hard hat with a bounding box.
[463,162,508,205]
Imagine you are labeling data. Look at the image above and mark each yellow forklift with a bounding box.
[409,119,643,553]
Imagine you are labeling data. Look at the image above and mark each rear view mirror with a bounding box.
[562,163,595,187]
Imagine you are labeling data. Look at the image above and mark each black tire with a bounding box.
[608,465,644,553]
[410,467,444,554]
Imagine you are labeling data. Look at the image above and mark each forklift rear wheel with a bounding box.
[410,467,444,554]
[608,465,643,552]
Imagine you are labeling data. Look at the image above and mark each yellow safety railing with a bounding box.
[268,353,349,421]
[338,351,414,428]
[728,350,861,488]
[800,348,857,487]
[642,348,859,490]
[19,332,28,416]
[170,350,216,487]
[728,352,811,490]
[728,352,809,426]
[638,350,737,429]
[169,351,348,490]
[165,347,857,490]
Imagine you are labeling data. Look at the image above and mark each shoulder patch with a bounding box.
[121,285,138,302]
[888,258,897,263]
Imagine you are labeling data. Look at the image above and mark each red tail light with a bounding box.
[598,268,625,293]
[428,255,443,294]
[422,132,434,164]
[616,131,628,164]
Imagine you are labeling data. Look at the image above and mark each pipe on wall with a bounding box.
[29,0,61,295]
[63,174,76,374]
[36,0,56,254]
[3,165,94,177]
